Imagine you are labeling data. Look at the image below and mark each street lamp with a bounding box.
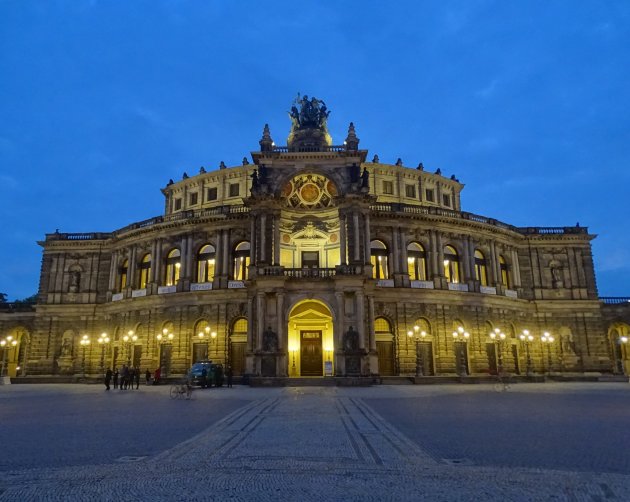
[452,326,470,377]
[97,333,110,374]
[79,334,91,380]
[1,336,18,379]
[407,325,428,377]
[489,328,507,374]
[157,329,174,377]
[519,329,535,376]
[122,330,138,366]
[618,336,628,374]
[541,331,555,376]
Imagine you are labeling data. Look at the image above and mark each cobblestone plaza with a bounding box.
[1,382,629,501]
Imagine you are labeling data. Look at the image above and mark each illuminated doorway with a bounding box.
[288,300,333,377]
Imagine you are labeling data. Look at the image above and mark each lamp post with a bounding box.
[1,336,18,379]
[519,330,534,376]
[541,331,555,376]
[618,336,628,374]
[489,328,506,375]
[79,335,91,380]
[157,329,174,378]
[97,333,110,374]
[407,325,428,377]
[452,326,470,377]
[122,330,138,366]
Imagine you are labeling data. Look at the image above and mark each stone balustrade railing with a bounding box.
[600,297,630,305]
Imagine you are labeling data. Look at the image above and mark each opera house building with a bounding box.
[1,97,629,383]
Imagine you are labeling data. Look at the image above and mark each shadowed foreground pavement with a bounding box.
[0,383,629,501]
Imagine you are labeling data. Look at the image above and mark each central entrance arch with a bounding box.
[287,300,334,377]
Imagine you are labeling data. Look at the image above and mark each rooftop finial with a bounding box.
[344,122,359,151]
[259,123,274,152]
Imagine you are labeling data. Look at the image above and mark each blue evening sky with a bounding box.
[1,0,629,300]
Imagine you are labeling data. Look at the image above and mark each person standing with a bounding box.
[145,368,151,385]
[153,367,161,385]
[113,368,119,389]
[135,367,140,389]
[226,365,233,388]
[104,368,112,391]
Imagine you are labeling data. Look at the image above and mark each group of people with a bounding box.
[104,366,158,390]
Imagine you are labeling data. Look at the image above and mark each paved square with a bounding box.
[0,382,629,501]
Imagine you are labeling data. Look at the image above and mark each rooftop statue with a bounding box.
[287,94,332,149]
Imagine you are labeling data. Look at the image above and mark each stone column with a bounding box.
[356,292,366,351]
[260,214,267,263]
[222,229,230,279]
[256,293,265,351]
[489,241,499,286]
[249,216,256,265]
[128,246,137,289]
[108,251,118,290]
[339,213,347,265]
[511,249,521,288]
[429,230,438,278]
[363,212,371,264]
[185,234,194,280]
[276,293,284,350]
[436,233,444,276]
[462,237,471,282]
[246,297,254,351]
[353,212,360,262]
[273,213,281,266]
[214,230,224,277]
[149,241,157,283]
[154,239,162,286]
[391,226,399,274]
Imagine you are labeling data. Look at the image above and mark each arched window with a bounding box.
[139,254,151,289]
[474,250,488,286]
[165,249,181,286]
[499,255,510,288]
[370,240,389,279]
[407,242,427,281]
[119,259,128,290]
[197,244,216,283]
[374,317,393,335]
[443,246,460,283]
[233,242,250,281]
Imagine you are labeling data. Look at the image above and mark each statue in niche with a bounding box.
[262,326,278,352]
[561,331,576,355]
[360,167,370,189]
[551,266,563,288]
[60,336,73,357]
[344,326,359,352]
[69,271,80,293]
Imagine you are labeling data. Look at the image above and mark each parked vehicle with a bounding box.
[188,361,224,388]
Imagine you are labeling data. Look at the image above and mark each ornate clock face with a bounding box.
[283,174,336,209]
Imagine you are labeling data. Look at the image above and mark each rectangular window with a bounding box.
[405,184,416,198]
[425,189,435,202]
[174,198,182,211]
[190,192,198,206]
[207,187,218,201]
[382,180,394,195]
[229,183,240,197]
[442,194,451,207]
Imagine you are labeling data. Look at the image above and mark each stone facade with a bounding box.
[2,100,630,380]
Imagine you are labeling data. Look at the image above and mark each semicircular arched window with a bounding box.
[165,249,181,286]
[443,246,460,283]
[233,241,250,281]
[197,244,216,283]
[474,250,488,286]
[370,240,389,279]
[119,259,128,291]
[139,254,151,289]
[407,242,427,281]
[499,255,510,288]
